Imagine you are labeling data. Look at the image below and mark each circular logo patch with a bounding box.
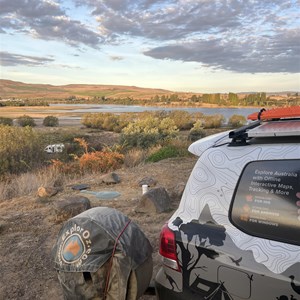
[61,234,85,263]
[57,223,92,267]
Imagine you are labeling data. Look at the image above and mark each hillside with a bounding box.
[0,79,180,100]
[1,79,298,106]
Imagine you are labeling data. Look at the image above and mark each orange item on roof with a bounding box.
[247,106,300,121]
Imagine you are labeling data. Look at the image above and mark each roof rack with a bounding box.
[229,120,261,145]
[229,106,300,146]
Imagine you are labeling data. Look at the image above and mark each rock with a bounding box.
[71,184,90,191]
[138,177,157,187]
[53,196,91,221]
[100,172,120,184]
[136,187,171,213]
[37,186,59,198]
[169,182,186,201]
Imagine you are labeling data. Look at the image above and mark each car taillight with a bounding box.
[159,224,181,271]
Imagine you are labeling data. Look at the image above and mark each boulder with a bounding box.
[136,187,171,213]
[53,196,91,221]
[100,172,120,184]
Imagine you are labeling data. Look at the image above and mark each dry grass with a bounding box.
[123,148,148,167]
[0,168,69,200]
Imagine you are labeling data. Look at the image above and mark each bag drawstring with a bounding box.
[103,220,132,300]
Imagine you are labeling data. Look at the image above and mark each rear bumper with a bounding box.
[155,267,205,300]
[155,281,205,300]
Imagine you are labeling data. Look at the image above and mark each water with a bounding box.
[50,103,258,120]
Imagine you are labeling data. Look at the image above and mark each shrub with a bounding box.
[188,120,206,141]
[120,116,178,149]
[0,117,13,126]
[81,113,101,128]
[202,114,224,128]
[168,139,191,157]
[146,145,180,162]
[51,138,124,175]
[124,148,147,167]
[77,151,124,173]
[81,113,129,132]
[191,112,204,123]
[0,125,44,176]
[102,114,120,131]
[228,114,247,128]
[43,115,59,127]
[169,110,193,130]
[17,115,36,127]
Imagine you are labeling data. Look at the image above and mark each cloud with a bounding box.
[0,51,54,66]
[1,0,299,74]
[0,0,103,48]
[76,0,297,41]
[78,0,242,41]
[144,28,300,73]
[72,0,299,73]
[109,55,124,61]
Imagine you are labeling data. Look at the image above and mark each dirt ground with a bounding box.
[0,152,197,299]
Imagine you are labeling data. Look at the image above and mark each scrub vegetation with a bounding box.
[43,115,59,127]
[17,115,36,127]
[0,110,236,200]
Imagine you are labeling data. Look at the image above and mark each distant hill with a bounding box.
[0,79,182,100]
[0,79,298,102]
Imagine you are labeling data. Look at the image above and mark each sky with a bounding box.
[0,0,299,93]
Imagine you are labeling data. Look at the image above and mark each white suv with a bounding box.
[155,107,300,300]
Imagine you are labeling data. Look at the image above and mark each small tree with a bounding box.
[43,116,59,127]
[17,115,36,127]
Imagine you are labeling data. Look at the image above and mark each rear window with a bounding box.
[229,160,300,246]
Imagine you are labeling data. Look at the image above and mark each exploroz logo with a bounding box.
[58,223,92,267]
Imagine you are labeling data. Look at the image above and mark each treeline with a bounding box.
[0,99,49,107]
[1,92,299,107]
[83,92,300,107]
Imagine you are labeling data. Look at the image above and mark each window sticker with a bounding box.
[230,160,300,246]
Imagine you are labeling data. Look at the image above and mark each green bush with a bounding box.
[17,115,36,127]
[102,114,120,131]
[120,116,178,149]
[81,113,101,128]
[228,114,247,128]
[169,110,193,130]
[43,115,59,127]
[0,125,44,176]
[0,117,13,126]
[81,113,129,132]
[146,145,180,162]
[188,120,206,141]
[202,114,224,128]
